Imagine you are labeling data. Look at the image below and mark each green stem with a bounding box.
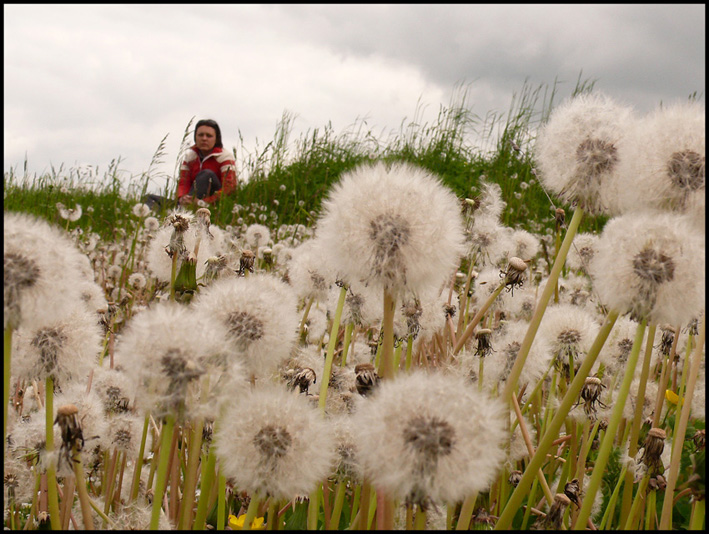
[689,498,705,530]
[44,376,62,531]
[177,417,204,530]
[72,448,95,530]
[266,498,278,530]
[243,492,262,531]
[520,478,539,530]
[453,281,505,354]
[623,471,650,530]
[379,289,397,380]
[413,504,427,529]
[495,307,617,530]
[329,480,347,529]
[455,491,478,530]
[620,323,656,520]
[193,444,217,530]
[573,318,647,530]
[307,484,321,530]
[645,486,656,529]
[217,470,226,530]
[340,322,354,368]
[319,285,347,411]
[129,412,151,502]
[349,483,362,529]
[500,207,584,405]
[170,252,178,301]
[149,415,175,530]
[4,326,12,450]
[299,296,314,339]
[598,464,628,530]
[405,334,414,371]
[659,315,706,529]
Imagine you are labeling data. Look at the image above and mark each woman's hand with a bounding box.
[178,195,194,206]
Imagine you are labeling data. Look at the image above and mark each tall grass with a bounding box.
[4,76,608,239]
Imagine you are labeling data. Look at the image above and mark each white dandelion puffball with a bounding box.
[613,100,704,221]
[286,237,336,303]
[190,273,300,380]
[351,370,507,505]
[5,211,87,331]
[115,301,245,421]
[589,211,705,326]
[213,383,337,500]
[535,92,635,214]
[317,161,466,295]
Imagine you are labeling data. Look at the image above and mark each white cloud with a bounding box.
[3,4,704,194]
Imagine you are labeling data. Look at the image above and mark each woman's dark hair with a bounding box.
[194,119,223,149]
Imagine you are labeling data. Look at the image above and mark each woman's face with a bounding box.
[196,125,217,153]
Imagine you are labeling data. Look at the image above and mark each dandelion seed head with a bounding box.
[317,161,466,294]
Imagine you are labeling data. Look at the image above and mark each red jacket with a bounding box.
[177,146,237,204]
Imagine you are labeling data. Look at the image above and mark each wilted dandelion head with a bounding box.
[351,370,507,506]
[589,211,705,325]
[317,161,466,294]
[213,383,337,500]
[535,92,635,214]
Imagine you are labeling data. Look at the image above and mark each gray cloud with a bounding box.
[3,4,704,192]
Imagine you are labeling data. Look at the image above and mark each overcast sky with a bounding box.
[4,4,705,194]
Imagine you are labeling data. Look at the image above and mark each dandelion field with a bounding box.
[3,80,705,530]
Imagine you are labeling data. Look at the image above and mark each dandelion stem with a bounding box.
[319,284,347,411]
[149,414,175,530]
[659,315,705,529]
[44,376,62,531]
[379,289,397,380]
[193,444,218,530]
[572,317,647,530]
[456,491,478,530]
[623,471,650,530]
[72,447,95,530]
[4,326,13,449]
[243,492,262,531]
[690,498,705,530]
[307,484,321,530]
[329,480,347,529]
[652,325,681,427]
[299,296,314,340]
[495,308,618,530]
[178,417,204,530]
[340,322,354,367]
[598,464,628,530]
[500,206,584,405]
[453,281,505,354]
[217,470,227,530]
[620,323,656,520]
[129,412,151,502]
[413,504,427,529]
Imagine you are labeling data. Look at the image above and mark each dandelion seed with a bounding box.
[132,203,151,218]
[58,203,83,222]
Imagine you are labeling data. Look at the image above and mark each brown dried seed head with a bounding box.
[554,493,572,506]
[475,328,492,338]
[57,404,79,416]
[648,428,667,440]
[508,256,528,273]
[585,377,602,386]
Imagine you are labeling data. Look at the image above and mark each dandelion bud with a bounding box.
[564,478,581,507]
[501,256,528,295]
[508,470,523,487]
[474,328,494,358]
[533,493,571,530]
[290,367,316,394]
[354,363,379,397]
[579,376,606,418]
[555,207,566,228]
[693,429,705,451]
[238,249,255,276]
[640,427,667,475]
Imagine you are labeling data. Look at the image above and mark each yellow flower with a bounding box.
[228,513,265,530]
[665,389,683,406]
